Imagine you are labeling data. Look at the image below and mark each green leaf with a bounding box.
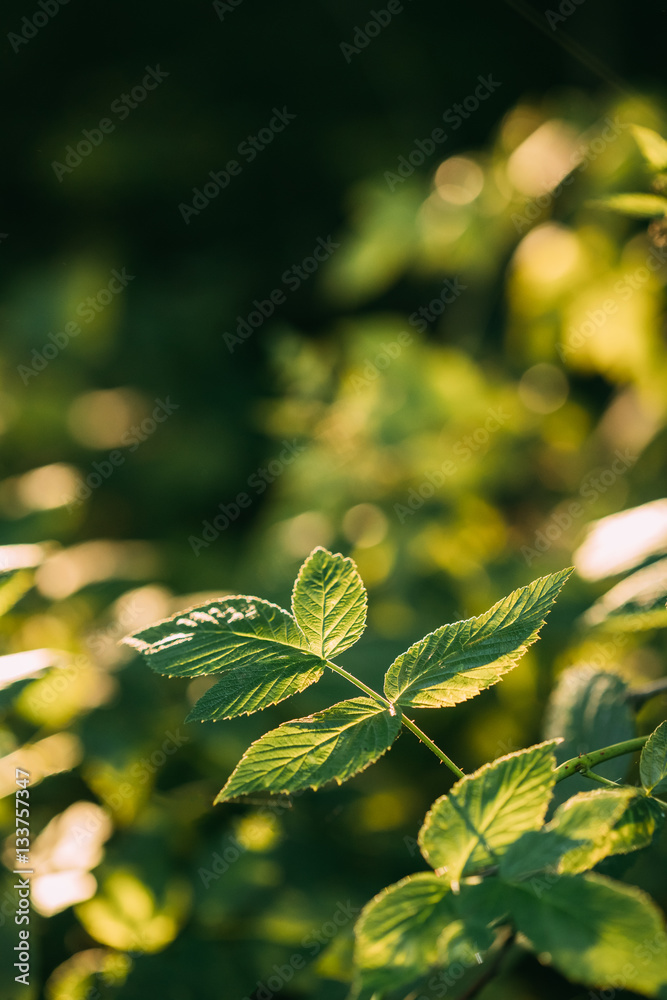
[185,659,325,722]
[588,193,667,217]
[589,794,665,864]
[215,697,402,802]
[418,741,559,882]
[548,788,641,874]
[291,547,367,658]
[354,872,456,992]
[437,919,495,966]
[501,791,664,880]
[641,721,667,796]
[631,124,667,172]
[384,570,572,709]
[499,829,581,881]
[123,596,324,678]
[0,570,34,618]
[503,873,667,996]
[583,557,667,632]
[544,667,635,795]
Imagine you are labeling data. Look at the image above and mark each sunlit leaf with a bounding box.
[418,741,559,881]
[631,124,667,172]
[548,788,649,874]
[499,829,580,881]
[583,557,667,632]
[291,547,367,658]
[0,570,34,618]
[502,873,667,996]
[573,500,667,582]
[384,570,571,709]
[354,872,456,992]
[186,659,325,722]
[215,697,402,802]
[588,193,667,217]
[123,596,324,678]
[641,720,667,797]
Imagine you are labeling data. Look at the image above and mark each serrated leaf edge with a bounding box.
[388,569,574,708]
[290,546,368,658]
[418,739,563,869]
[214,696,401,804]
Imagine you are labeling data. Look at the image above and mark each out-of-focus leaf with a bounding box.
[573,500,667,581]
[0,570,34,618]
[384,570,572,709]
[291,547,367,658]
[353,872,456,992]
[215,697,402,802]
[641,720,667,796]
[502,873,667,996]
[583,557,667,632]
[543,667,635,785]
[418,742,559,881]
[588,193,667,216]
[548,788,649,874]
[631,124,667,172]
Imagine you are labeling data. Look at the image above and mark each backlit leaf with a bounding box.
[588,193,667,217]
[641,721,667,797]
[215,697,402,802]
[354,872,455,992]
[631,125,667,172]
[384,570,572,709]
[123,596,323,678]
[292,547,367,658]
[418,741,559,881]
[186,658,325,722]
[503,873,667,996]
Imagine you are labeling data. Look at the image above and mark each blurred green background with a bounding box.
[2,0,667,997]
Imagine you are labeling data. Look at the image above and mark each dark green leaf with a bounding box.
[543,666,635,793]
[499,829,581,881]
[503,873,667,996]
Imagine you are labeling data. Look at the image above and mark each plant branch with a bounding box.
[401,716,466,779]
[455,933,516,1000]
[554,736,648,783]
[325,660,392,708]
[325,660,466,779]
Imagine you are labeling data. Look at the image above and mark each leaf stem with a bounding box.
[325,660,465,779]
[581,769,620,788]
[324,660,392,708]
[400,716,466,779]
[554,736,648,783]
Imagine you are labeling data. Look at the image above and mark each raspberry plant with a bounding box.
[125,548,667,998]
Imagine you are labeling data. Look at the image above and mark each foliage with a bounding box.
[4,71,667,999]
[129,547,667,998]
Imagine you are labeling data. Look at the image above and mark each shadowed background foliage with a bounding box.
[2,0,667,997]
